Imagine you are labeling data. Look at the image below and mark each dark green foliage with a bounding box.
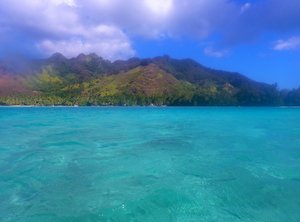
[0,53,299,106]
[283,87,300,106]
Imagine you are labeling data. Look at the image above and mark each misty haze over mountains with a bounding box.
[0,53,299,106]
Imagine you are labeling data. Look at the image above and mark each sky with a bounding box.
[0,0,300,89]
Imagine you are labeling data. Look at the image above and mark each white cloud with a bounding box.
[0,0,241,55]
[204,47,228,58]
[2,0,300,58]
[37,25,135,60]
[52,0,77,7]
[0,0,136,59]
[145,0,173,16]
[0,0,240,59]
[273,37,300,51]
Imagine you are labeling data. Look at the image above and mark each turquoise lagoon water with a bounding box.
[0,107,300,222]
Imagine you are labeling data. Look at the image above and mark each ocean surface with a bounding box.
[0,107,300,222]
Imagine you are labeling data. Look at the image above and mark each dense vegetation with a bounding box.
[0,53,299,106]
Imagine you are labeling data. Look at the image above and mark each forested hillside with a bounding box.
[0,53,298,106]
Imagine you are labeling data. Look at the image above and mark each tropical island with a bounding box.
[0,53,299,106]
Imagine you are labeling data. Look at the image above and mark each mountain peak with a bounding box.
[49,52,66,61]
[87,53,100,59]
[76,53,87,60]
[75,53,104,63]
[0,53,292,106]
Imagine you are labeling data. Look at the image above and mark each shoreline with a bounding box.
[1,105,300,108]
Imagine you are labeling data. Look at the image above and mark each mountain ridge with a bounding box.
[0,53,299,106]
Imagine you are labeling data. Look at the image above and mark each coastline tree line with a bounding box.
[0,53,299,106]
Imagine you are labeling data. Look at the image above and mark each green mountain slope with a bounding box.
[0,53,298,106]
[80,64,196,105]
